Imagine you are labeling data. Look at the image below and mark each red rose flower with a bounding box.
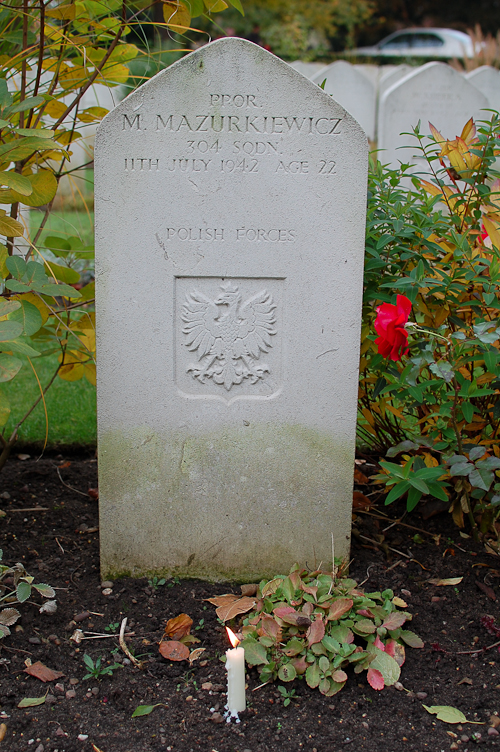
[374,295,412,362]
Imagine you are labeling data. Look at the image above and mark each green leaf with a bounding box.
[322,635,341,653]
[277,662,296,682]
[370,648,400,686]
[0,171,33,195]
[7,96,45,114]
[0,353,22,382]
[0,79,12,109]
[131,704,160,717]
[4,279,30,293]
[469,467,493,492]
[406,485,423,512]
[353,619,376,634]
[18,695,46,708]
[45,261,80,285]
[385,481,410,504]
[16,580,31,603]
[461,401,475,423]
[5,255,26,279]
[400,630,424,648]
[0,298,20,316]
[318,655,329,673]
[422,705,467,724]
[0,170,58,207]
[0,320,23,342]
[408,477,429,494]
[240,637,268,666]
[305,661,321,688]
[9,300,43,336]
[450,463,472,477]
[33,583,55,598]
[184,0,204,14]
[226,0,244,13]
[39,282,81,299]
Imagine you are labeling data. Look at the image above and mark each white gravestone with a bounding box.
[378,62,488,169]
[95,38,368,581]
[466,66,500,114]
[312,60,376,140]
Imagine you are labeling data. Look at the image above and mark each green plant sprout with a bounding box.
[277,685,298,706]
[148,576,166,591]
[82,654,121,681]
[0,549,55,639]
[104,621,120,633]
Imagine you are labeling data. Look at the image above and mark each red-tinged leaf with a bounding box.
[260,615,282,642]
[302,602,314,616]
[367,667,385,690]
[357,608,374,618]
[273,606,296,619]
[382,612,407,630]
[159,640,190,661]
[289,570,302,590]
[331,669,348,683]
[240,583,258,597]
[327,598,353,621]
[163,613,193,641]
[307,615,325,646]
[374,635,385,651]
[24,661,64,683]
[300,583,318,598]
[386,639,406,667]
[291,656,308,675]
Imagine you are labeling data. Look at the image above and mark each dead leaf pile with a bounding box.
[158,613,201,663]
[205,593,256,622]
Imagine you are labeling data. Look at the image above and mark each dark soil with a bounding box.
[1,452,500,752]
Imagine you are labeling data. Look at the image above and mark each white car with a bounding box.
[349,28,478,60]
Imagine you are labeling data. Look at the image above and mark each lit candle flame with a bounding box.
[226,626,240,648]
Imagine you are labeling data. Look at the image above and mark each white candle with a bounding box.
[225,627,246,720]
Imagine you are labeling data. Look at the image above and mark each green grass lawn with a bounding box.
[2,209,97,447]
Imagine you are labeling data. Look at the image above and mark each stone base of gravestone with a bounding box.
[95,38,367,581]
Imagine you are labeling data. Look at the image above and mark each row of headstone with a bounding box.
[296,60,499,167]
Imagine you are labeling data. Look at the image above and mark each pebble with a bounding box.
[29,637,41,645]
[35,745,44,752]
[55,728,67,737]
[69,678,79,686]
[202,682,212,691]
[73,612,90,623]
[45,695,57,705]
[431,596,440,603]
[65,690,76,700]
[15,625,23,633]
[461,735,469,742]
[0,491,10,499]
[394,681,404,691]
[186,695,193,702]
[361,721,369,729]
[92,687,99,696]
[102,588,113,596]
[450,744,458,750]
[101,581,113,589]
[55,683,64,693]
[211,713,224,724]
[78,735,88,741]
[416,692,428,700]
[488,728,499,737]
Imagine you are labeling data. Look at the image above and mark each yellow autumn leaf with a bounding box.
[0,170,57,208]
[84,362,96,386]
[99,63,130,86]
[46,3,76,20]
[58,360,85,382]
[163,1,191,28]
[483,216,500,250]
[44,100,69,119]
[0,243,7,277]
[203,0,228,12]
[0,210,24,236]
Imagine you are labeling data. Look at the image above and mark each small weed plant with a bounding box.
[240,565,423,696]
[82,654,121,681]
[148,576,166,591]
[0,548,55,638]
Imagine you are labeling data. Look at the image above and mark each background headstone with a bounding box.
[95,38,368,581]
[465,66,500,114]
[378,65,412,97]
[378,61,488,169]
[312,60,376,140]
[288,61,327,79]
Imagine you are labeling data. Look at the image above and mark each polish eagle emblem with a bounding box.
[181,282,277,391]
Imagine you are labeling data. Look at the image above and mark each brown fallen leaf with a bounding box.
[240,583,258,597]
[205,594,256,622]
[24,661,64,683]
[188,647,206,665]
[0,723,6,742]
[428,577,463,587]
[163,613,193,641]
[475,580,496,601]
[159,640,190,662]
[354,468,369,484]
[353,491,372,509]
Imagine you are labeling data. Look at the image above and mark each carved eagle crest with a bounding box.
[181,282,277,391]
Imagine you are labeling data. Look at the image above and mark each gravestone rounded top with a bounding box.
[310,59,375,139]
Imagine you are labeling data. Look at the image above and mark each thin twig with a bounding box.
[457,640,500,655]
[7,507,49,512]
[357,533,412,559]
[55,465,88,497]
[119,618,142,669]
